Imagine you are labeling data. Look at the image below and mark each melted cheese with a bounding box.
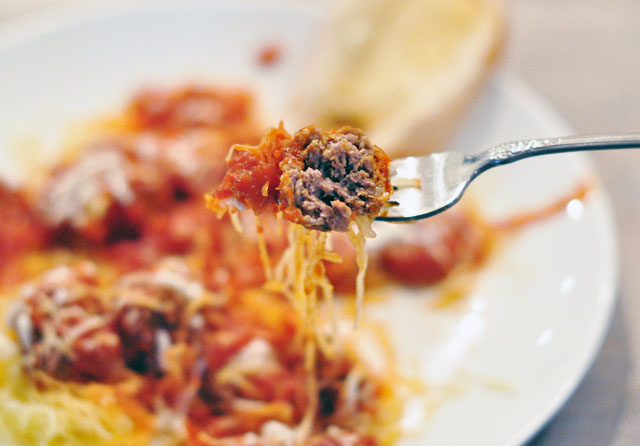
[254,217,273,282]
[41,149,133,227]
[348,218,373,328]
[255,218,375,440]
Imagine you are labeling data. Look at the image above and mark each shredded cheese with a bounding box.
[347,218,374,328]
[216,338,279,391]
[254,217,273,282]
[229,210,244,233]
[261,181,270,197]
[40,148,134,227]
[391,177,422,189]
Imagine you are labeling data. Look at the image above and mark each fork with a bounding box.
[377,133,640,222]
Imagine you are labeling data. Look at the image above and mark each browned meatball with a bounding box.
[209,125,392,232]
[9,264,122,382]
[280,127,392,231]
[113,262,207,375]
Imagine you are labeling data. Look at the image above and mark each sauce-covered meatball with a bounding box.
[208,125,391,232]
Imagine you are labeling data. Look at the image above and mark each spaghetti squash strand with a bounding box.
[348,219,372,328]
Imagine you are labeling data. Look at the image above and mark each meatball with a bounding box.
[279,127,391,231]
[209,125,392,232]
[378,207,490,285]
[9,264,122,382]
[114,261,209,375]
[130,86,253,131]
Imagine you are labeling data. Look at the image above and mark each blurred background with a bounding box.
[0,0,638,445]
[506,3,640,446]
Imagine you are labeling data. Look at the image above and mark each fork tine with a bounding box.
[376,152,474,222]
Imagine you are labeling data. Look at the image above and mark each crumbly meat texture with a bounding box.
[280,126,391,231]
[209,125,392,231]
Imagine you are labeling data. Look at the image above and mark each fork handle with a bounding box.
[471,132,640,170]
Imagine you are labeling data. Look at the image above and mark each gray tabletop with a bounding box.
[1,0,639,444]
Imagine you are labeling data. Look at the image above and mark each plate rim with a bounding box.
[494,74,620,445]
[0,0,324,53]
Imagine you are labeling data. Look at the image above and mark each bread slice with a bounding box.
[292,0,505,157]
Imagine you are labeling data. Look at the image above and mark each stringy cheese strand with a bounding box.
[348,220,371,328]
[251,216,375,440]
[254,217,273,282]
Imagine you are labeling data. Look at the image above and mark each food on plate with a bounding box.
[0,85,493,446]
[294,0,504,156]
[3,261,393,446]
[0,185,50,287]
[208,124,394,430]
[207,125,392,232]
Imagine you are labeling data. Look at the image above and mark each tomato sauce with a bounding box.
[0,84,499,446]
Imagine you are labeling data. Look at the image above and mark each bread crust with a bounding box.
[291,0,506,157]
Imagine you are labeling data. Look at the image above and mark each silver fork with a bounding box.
[377,133,640,222]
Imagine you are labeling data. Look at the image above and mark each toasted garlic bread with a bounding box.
[293,0,505,157]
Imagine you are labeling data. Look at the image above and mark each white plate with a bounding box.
[0,3,618,446]
[364,73,618,445]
